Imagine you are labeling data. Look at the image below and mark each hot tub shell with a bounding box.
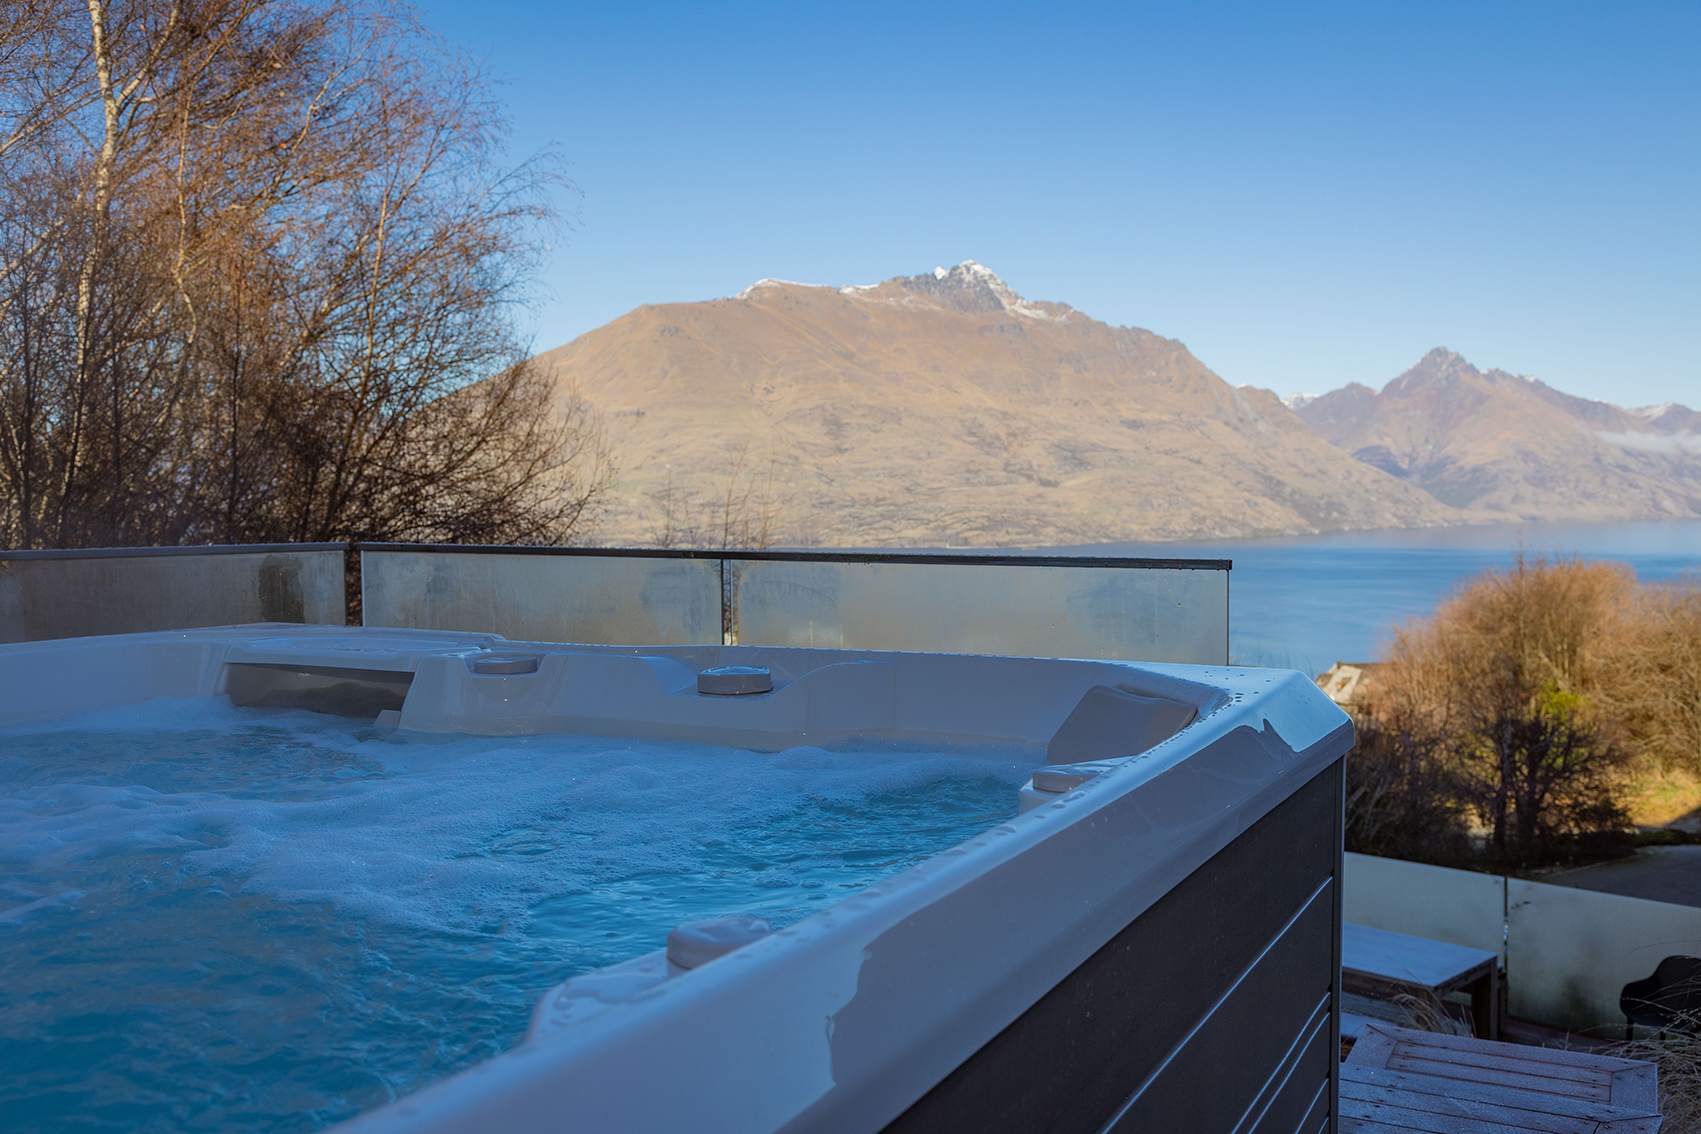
[0,625,1351,1134]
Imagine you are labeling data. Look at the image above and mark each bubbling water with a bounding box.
[0,700,1030,1133]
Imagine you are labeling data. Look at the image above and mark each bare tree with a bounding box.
[713,442,779,550]
[1599,588,1701,777]
[1344,710,1472,863]
[646,441,781,550]
[0,0,609,549]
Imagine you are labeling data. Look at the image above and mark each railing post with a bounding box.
[720,556,737,646]
[344,541,362,627]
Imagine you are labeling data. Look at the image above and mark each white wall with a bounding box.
[1344,852,1504,956]
[1345,852,1701,1033]
[1506,878,1701,1029]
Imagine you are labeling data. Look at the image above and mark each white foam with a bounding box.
[2,694,256,734]
[1,704,1032,936]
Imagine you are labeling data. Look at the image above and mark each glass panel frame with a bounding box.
[0,547,346,643]
[359,550,722,646]
[728,558,1227,664]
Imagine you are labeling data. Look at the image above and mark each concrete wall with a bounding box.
[1345,852,1701,1033]
[0,546,347,643]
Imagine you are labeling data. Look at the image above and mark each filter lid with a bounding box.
[697,665,774,695]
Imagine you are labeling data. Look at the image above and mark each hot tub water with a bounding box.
[0,699,1030,1134]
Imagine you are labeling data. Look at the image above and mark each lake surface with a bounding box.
[1061,519,1701,678]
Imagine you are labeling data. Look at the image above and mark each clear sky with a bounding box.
[408,0,1698,405]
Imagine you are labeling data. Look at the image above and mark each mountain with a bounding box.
[533,262,1460,546]
[1296,348,1701,520]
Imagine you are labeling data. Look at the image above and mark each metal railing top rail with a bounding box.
[0,542,351,561]
[356,542,1233,572]
[0,541,1231,572]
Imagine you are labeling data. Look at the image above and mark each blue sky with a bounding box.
[410,0,1699,405]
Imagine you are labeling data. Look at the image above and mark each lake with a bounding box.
[1062,519,1701,678]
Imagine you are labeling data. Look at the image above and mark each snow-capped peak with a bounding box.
[913,260,1064,321]
[933,259,1007,289]
[936,259,998,279]
[738,261,1069,321]
[1634,403,1678,421]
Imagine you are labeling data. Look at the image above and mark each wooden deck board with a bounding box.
[1361,1025,1655,1074]
[1343,1076,1600,1133]
[1350,1024,1661,1111]
[1343,1066,1651,1125]
[1342,1119,1418,1133]
[1342,1095,1582,1133]
[1383,1053,1608,1100]
[1338,1025,1663,1133]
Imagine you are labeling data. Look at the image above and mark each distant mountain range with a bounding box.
[1293,348,1701,521]
[533,263,1700,546]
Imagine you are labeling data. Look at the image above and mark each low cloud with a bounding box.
[1598,430,1701,456]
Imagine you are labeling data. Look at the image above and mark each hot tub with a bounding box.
[0,625,1350,1134]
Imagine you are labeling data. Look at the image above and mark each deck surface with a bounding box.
[1341,1024,1662,1133]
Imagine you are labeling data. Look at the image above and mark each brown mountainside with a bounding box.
[535,262,1460,546]
[1297,348,1701,520]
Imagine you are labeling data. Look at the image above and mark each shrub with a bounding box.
[1345,714,1473,864]
[1359,557,1638,866]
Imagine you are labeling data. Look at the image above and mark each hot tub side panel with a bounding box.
[883,760,1342,1134]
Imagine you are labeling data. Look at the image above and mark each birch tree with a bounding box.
[0,0,608,548]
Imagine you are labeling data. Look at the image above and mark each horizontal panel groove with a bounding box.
[1294,1078,1330,1134]
[1105,878,1334,1131]
[1239,993,1331,1134]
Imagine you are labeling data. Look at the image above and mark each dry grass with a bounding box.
[1391,989,1473,1036]
[1620,763,1701,831]
[1601,1018,1701,1130]
[1598,986,1701,1129]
